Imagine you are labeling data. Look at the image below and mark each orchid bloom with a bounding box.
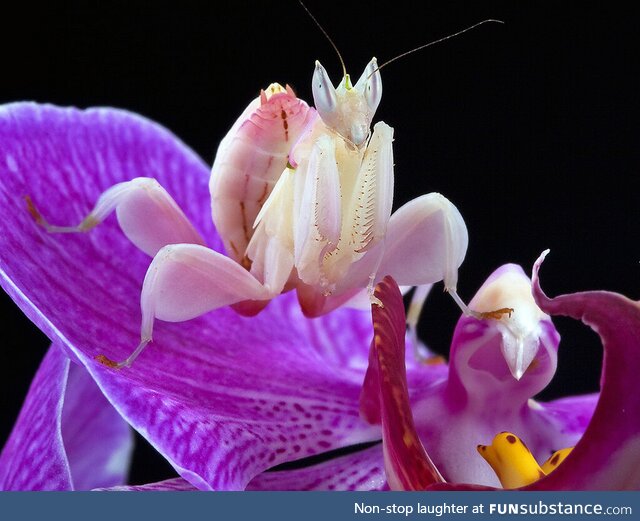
[366,255,640,490]
[0,103,384,490]
[0,103,613,491]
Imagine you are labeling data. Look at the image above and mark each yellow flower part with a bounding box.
[477,432,573,489]
[541,447,573,474]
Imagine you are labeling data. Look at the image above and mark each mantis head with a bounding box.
[312,58,382,148]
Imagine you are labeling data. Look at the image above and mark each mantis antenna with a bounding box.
[298,0,347,79]
[368,19,504,79]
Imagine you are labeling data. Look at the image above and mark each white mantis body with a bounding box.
[32,40,507,368]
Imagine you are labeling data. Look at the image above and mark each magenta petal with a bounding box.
[61,349,134,490]
[0,102,379,490]
[526,252,640,490]
[96,478,197,491]
[81,298,379,490]
[368,277,443,490]
[0,345,72,490]
[0,103,218,363]
[247,445,386,491]
[0,343,132,490]
[537,393,599,443]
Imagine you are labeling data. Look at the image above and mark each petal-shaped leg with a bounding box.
[28,177,205,257]
[334,193,466,294]
[339,193,508,320]
[379,193,467,290]
[101,243,273,368]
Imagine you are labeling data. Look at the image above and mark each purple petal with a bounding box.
[82,297,379,490]
[0,103,218,363]
[96,478,197,492]
[366,277,443,490]
[526,252,640,490]
[0,345,71,490]
[0,343,132,490]
[247,445,386,491]
[0,103,379,489]
[536,393,599,445]
[61,345,134,489]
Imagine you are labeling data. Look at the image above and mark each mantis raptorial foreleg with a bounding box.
[27,177,204,257]
[97,243,274,368]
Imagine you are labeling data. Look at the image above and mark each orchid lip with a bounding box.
[362,269,603,490]
[468,264,550,381]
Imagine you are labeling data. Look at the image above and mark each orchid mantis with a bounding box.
[29,54,506,368]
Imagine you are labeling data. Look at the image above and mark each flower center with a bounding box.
[477,432,573,489]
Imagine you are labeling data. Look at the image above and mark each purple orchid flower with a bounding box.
[366,255,640,490]
[0,103,604,490]
[0,103,383,490]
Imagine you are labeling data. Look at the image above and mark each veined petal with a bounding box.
[80,295,380,490]
[95,477,197,491]
[0,343,132,490]
[0,345,71,490]
[0,103,219,363]
[0,103,379,490]
[61,344,134,490]
[247,445,386,491]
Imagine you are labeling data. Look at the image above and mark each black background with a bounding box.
[1,2,638,485]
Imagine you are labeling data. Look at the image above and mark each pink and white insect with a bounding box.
[31,21,508,368]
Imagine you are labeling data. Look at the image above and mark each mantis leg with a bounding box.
[380,194,512,320]
[27,177,205,256]
[98,243,273,368]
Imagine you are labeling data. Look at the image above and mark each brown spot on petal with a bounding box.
[550,454,560,466]
[506,434,517,444]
